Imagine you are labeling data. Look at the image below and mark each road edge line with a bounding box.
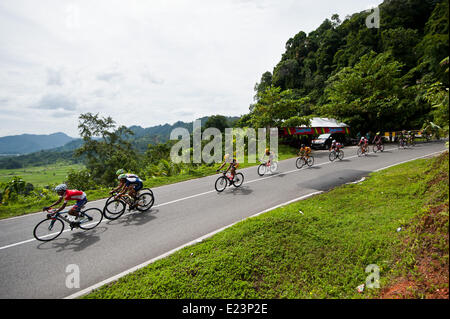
[64,191,323,299]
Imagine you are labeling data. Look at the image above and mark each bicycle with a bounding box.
[257,160,278,176]
[295,154,314,169]
[33,207,103,242]
[398,137,406,149]
[357,145,369,157]
[372,143,384,153]
[407,136,415,147]
[103,188,155,220]
[329,148,344,161]
[215,170,244,192]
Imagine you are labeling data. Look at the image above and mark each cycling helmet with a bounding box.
[116,169,125,175]
[54,184,67,193]
[332,140,336,143]
[118,174,127,180]
[301,144,305,148]
[224,153,230,160]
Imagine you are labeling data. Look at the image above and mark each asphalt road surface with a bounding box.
[0,141,447,299]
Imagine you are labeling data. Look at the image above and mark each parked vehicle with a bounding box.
[311,133,350,150]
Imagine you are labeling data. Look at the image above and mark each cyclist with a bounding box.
[111,172,143,208]
[407,130,415,145]
[217,153,239,181]
[43,184,87,225]
[261,148,275,166]
[298,144,311,157]
[358,136,368,154]
[373,132,383,147]
[329,139,342,152]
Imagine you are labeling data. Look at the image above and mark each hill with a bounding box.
[0,115,241,168]
[245,0,449,134]
[0,132,75,155]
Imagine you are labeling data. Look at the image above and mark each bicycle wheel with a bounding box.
[233,173,244,187]
[104,195,114,206]
[306,156,314,167]
[140,188,154,196]
[295,157,305,169]
[372,145,378,153]
[357,148,363,157]
[78,208,103,230]
[337,150,344,160]
[33,218,64,242]
[215,176,227,192]
[135,192,154,212]
[329,151,336,162]
[257,164,266,176]
[379,144,384,152]
[269,162,278,173]
[103,199,127,220]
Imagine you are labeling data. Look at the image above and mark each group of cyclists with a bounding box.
[42,129,419,229]
[43,169,145,229]
[397,130,416,148]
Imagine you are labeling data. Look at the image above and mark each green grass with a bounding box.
[83,152,448,299]
[0,163,85,187]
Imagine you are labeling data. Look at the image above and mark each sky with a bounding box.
[0,0,383,138]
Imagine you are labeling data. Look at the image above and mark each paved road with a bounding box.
[0,141,446,299]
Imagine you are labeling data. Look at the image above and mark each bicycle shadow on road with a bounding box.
[217,186,253,196]
[266,172,287,178]
[35,226,107,253]
[108,209,159,228]
[329,159,350,163]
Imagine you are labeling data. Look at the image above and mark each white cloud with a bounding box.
[0,0,383,137]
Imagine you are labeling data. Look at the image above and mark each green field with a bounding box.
[83,152,449,299]
[0,163,85,187]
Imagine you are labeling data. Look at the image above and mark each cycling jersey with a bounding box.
[63,190,87,211]
[331,142,341,150]
[264,151,275,161]
[299,147,311,155]
[64,190,86,202]
[125,175,143,191]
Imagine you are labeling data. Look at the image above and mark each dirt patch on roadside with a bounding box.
[379,202,449,299]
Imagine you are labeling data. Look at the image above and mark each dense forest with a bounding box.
[237,0,449,136]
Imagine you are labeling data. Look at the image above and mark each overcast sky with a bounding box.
[0,0,383,138]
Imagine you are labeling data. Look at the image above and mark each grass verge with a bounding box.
[83,152,449,299]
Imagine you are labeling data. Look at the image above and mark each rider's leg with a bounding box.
[230,167,236,179]
[68,198,86,218]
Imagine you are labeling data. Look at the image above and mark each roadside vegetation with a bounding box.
[83,152,448,299]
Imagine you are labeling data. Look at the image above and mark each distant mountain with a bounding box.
[0,115,242,168]
[0,132,75,155]
[128,116,240,151]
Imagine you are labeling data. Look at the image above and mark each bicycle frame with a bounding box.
[219,170,234,181]
[46,209,90,227]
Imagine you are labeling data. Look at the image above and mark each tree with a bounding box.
[320,51,415,132]
[75,113,139,186]
[249,86,311,129]
[415,0,449,85]
[204,115,229,133]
